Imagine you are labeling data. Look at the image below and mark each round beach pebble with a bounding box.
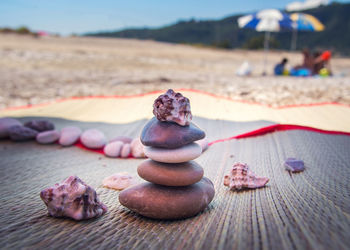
[8,125,38,141]
[195,138,209,152]
[138,160,204,186]
[59,126,82,146]
[103,141,124,158]
[120,143,131,158]
[141,117,205,149]
[102,172,138,190]
[24,120,55,132]
[110,136,133,144]
[0,117,22,139]
[131,138,146,158]
[144,143,202,163]
[119,177,215,220]
[36,130,60,144]
[80,129,107,149]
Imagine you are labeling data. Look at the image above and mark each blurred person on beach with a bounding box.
[274,58,288,76]
[291,49,313,76]
[313,50,332,76]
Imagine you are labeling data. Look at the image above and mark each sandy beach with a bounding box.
[1,34,349,109]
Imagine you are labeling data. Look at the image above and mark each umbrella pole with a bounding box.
[291,28,298,51]
[263,31,270,75]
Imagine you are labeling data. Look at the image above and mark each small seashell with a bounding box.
[195,138,209,152]
[110,136,132,144]
[153,89,192,126]
[24,120,55,132]
[40,176,108,220]
[36,130,60,144]
[59,126,82,146]
[104,141,124,158]
[80,129,107,149]
[8,125,38,141]
[285,158,305,172]
[131,138,146,158]
[120,143,131,158]
[224,162,269,190]
[102,172,138,190]
[0,117,22,139]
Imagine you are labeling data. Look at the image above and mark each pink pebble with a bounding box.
[104,141,124,158]
[110,136,133,144]
[59,126,82,146]
[195,138,209,152]
[0,117,22,138]
[131,138,146,158]
[36,130,60,144]
[80,129,107,149]
[120,143,131,158]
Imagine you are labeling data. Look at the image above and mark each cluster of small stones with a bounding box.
[119,89,215,220]
[0,117,146,158]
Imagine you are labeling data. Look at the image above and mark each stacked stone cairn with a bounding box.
[119,89,215,220]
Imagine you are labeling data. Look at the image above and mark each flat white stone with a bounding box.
[144,143,202,163]
[104,141,124,158]
[80,129,107,149]
[120,143,131,158]
[131,138,146,158]
[195,138,209,152]
[36,130,60,144]
[102,172,138,190]
[59,126,82,146]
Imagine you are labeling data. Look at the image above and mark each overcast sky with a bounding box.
[0,0,349,35]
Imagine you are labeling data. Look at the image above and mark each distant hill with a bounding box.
[85,2,350,55]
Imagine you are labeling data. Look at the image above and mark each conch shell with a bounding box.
[153,89,192,126]
[40,176,107,220]
[224,163,269,190]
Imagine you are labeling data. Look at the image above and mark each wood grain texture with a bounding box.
[0,117,349,249]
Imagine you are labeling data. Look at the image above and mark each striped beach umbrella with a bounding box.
[289,13,324,50]
[238,9,293,74]
[290,13,324,31]
[238,9,293,32]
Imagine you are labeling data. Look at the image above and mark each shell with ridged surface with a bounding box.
[153,89,192,126]
[224,163,269,190]
[40,176,107,220]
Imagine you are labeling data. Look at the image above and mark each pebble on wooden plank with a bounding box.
[80,129,107,149]
[104,141,124,158]
[137,160,204,186]
[0,117,22,139]
[36,130,60,144]
[131,138,146,158]
[140,117,205,149]
[119,177,215,220]
[110,135,133,144]
[102,172,138,190]
[195,138,209,152]
[144,143,202,163]
[120,143,131,158]
[8,125,38,141]
[24,120,55,132]
[59,126,82,146]
[284,158,305,172]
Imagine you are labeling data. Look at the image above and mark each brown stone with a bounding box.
[141,117,205,149]
[119,177,215,220]
[138,160,204,186]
